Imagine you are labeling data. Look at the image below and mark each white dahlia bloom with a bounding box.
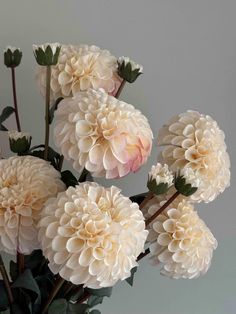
[54,89,153,179]
[157,110,230,203]
[148,163,173,187]
[145,200,217,279]
[0,156,65,254]
[36,44,121,100]
[38,182,148,288]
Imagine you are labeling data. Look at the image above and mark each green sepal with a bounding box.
[4,48,22,67]
[174,175,198,196]
[147,179,169,195]
[34,45,61,66]
[117,60,142,83]
[9,136,32,155]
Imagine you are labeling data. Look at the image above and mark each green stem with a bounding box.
[58,155,64,171]
[41,276,65,314]
[145,191,180,227]
[11,67,21,132]
[115,80,126,98]
[44,66,51,160]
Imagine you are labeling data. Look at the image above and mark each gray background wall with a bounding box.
[0,1,235,313]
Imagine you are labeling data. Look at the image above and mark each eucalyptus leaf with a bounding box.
[87,295,103,308]
[10,260,18,281]
[49,97,63,124]
[0,106,15,123]
[12,269,41,305]
[61,170,78,188]
[90,310,101,314]
[86,287,112,298]
[125,267,137,286]
[48,299,67,314]
[0,281,9,310]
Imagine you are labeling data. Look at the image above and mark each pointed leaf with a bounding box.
[86,287,112,298]
[49,97,63,124]
[0,106,15,123]
[125,266,137,286]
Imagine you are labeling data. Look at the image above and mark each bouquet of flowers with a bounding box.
[0,43,230,314]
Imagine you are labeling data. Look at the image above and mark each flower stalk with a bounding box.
[44,65,51,160]
[11,67,21,132]
[115,79,126,98]
[145,191,180,227]
[41,276,65,314]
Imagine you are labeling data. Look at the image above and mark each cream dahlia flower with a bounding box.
[144,200,217,279]
[157,110,230,203]
[36,44,121,100]
[38,182,148,288]
[54,89,153,179]
[148,163,173,188]
[0,156,65,254]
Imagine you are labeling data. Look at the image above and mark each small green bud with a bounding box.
[33,43,61,66]
[4,46,22,68]
[117,56,143,83]
[174,173,198,197]
[8,131,31,155]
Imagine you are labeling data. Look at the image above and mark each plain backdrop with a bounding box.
[0,1,235,314]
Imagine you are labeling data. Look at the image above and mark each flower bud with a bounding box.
[174,168,199,196]
[117,56,143,83]
[147,163,173,195]
[33,43,61,66]
[4,46,22,68]
[8,130,31,155]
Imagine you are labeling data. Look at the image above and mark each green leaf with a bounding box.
[0,281,9,310]
[49,97,64,124]
[61,170,78,188]
[130,192,148,205]
[67,303,89,314]
[12,269,41,305]
[10,303,25,314]
[24,250,44,271]
[90,310,101,314]
[0,106,15,123]
[125,266,137,286]
[0,123,8,131]
[29,146,61,170]
[48,299,67,314]
[87,295,103,308]
[86,287,112,298]
[48,299,89,314]
[10,260,18,281]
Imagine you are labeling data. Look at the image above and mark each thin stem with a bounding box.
[11,67,21,132]
[58,155,64,172]
[41,276,65,314]
[44,66,51,160]
[145,191,180,227]
[0,254,14,305]
[137,248,150,261]
[17,252,24,275]
[115,80,126,98]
